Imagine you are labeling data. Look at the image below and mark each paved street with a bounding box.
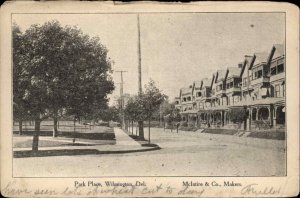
[13,128,286,177]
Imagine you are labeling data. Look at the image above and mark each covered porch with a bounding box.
[230,97,285,131]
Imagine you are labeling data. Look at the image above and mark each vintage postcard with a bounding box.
[1,1,299,197]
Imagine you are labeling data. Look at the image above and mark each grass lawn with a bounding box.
[13,136,116,149]
[13,121,115,140]
[13,138,92,148]
[13,121,116,149]
[248,131,285,140]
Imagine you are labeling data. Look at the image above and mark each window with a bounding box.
[243,78,247,87]
[275,85,280,98]
[197,92,202,97]
[199,102,204,109]
[271,64,284,76]
[216,84,222,91]
[277,64,284,73]
[234,79,241,88]
[257,70,262,78]
[187,96,191,101]
[252,67,263,80]
[271,66,277,75]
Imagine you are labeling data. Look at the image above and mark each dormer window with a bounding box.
[277,64,284,73]
[253,67,263,79]
[270,61,285,76]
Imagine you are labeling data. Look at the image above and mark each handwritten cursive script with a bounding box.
[178,185,205,197]
[2,181,32,196]
[241,183,281,196]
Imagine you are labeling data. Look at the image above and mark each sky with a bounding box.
[13,13,285,105]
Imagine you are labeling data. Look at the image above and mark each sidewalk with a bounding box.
[114,127,140,146]
[13,127,160,157]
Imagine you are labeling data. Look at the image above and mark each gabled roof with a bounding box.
[226,67,241,79]
[180,87,192,95]
[192,81,202,95]
[249,52,269,70]
[202,78,212,88]
[193,81,202,89]
[216,69,227,82]
[271,44,285,61]
[240,55,253,77]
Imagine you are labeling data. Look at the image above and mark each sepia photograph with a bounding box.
[1,1,299,197]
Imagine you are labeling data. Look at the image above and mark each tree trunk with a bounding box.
[148,119,151,144]
[32,119,41,152]
[138,120,144,139]
[131,120,133,135]
[53,117,58,137]
[136,125,138,137]
[18,120,23,135]
[73,117,76,144]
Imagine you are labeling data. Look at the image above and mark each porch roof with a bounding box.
[180,109,199,114]
[230,97,285,107]
[206,106,229,111]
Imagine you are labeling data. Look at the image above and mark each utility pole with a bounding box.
[137,14,142,94]
[115,70,127,129]
[137,14,145,140]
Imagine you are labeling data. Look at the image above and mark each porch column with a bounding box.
[257,107,261,120]
[221,110,224,126]
[248,107,252,131]
[273,106,277,128]
[270,105,274,128]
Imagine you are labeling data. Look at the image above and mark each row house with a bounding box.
[175,44,285,131]
[179,86,194,123]
[231,44,285,130]
[174,97,181,110]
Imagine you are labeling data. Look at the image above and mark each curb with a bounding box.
[13,145,161,158]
